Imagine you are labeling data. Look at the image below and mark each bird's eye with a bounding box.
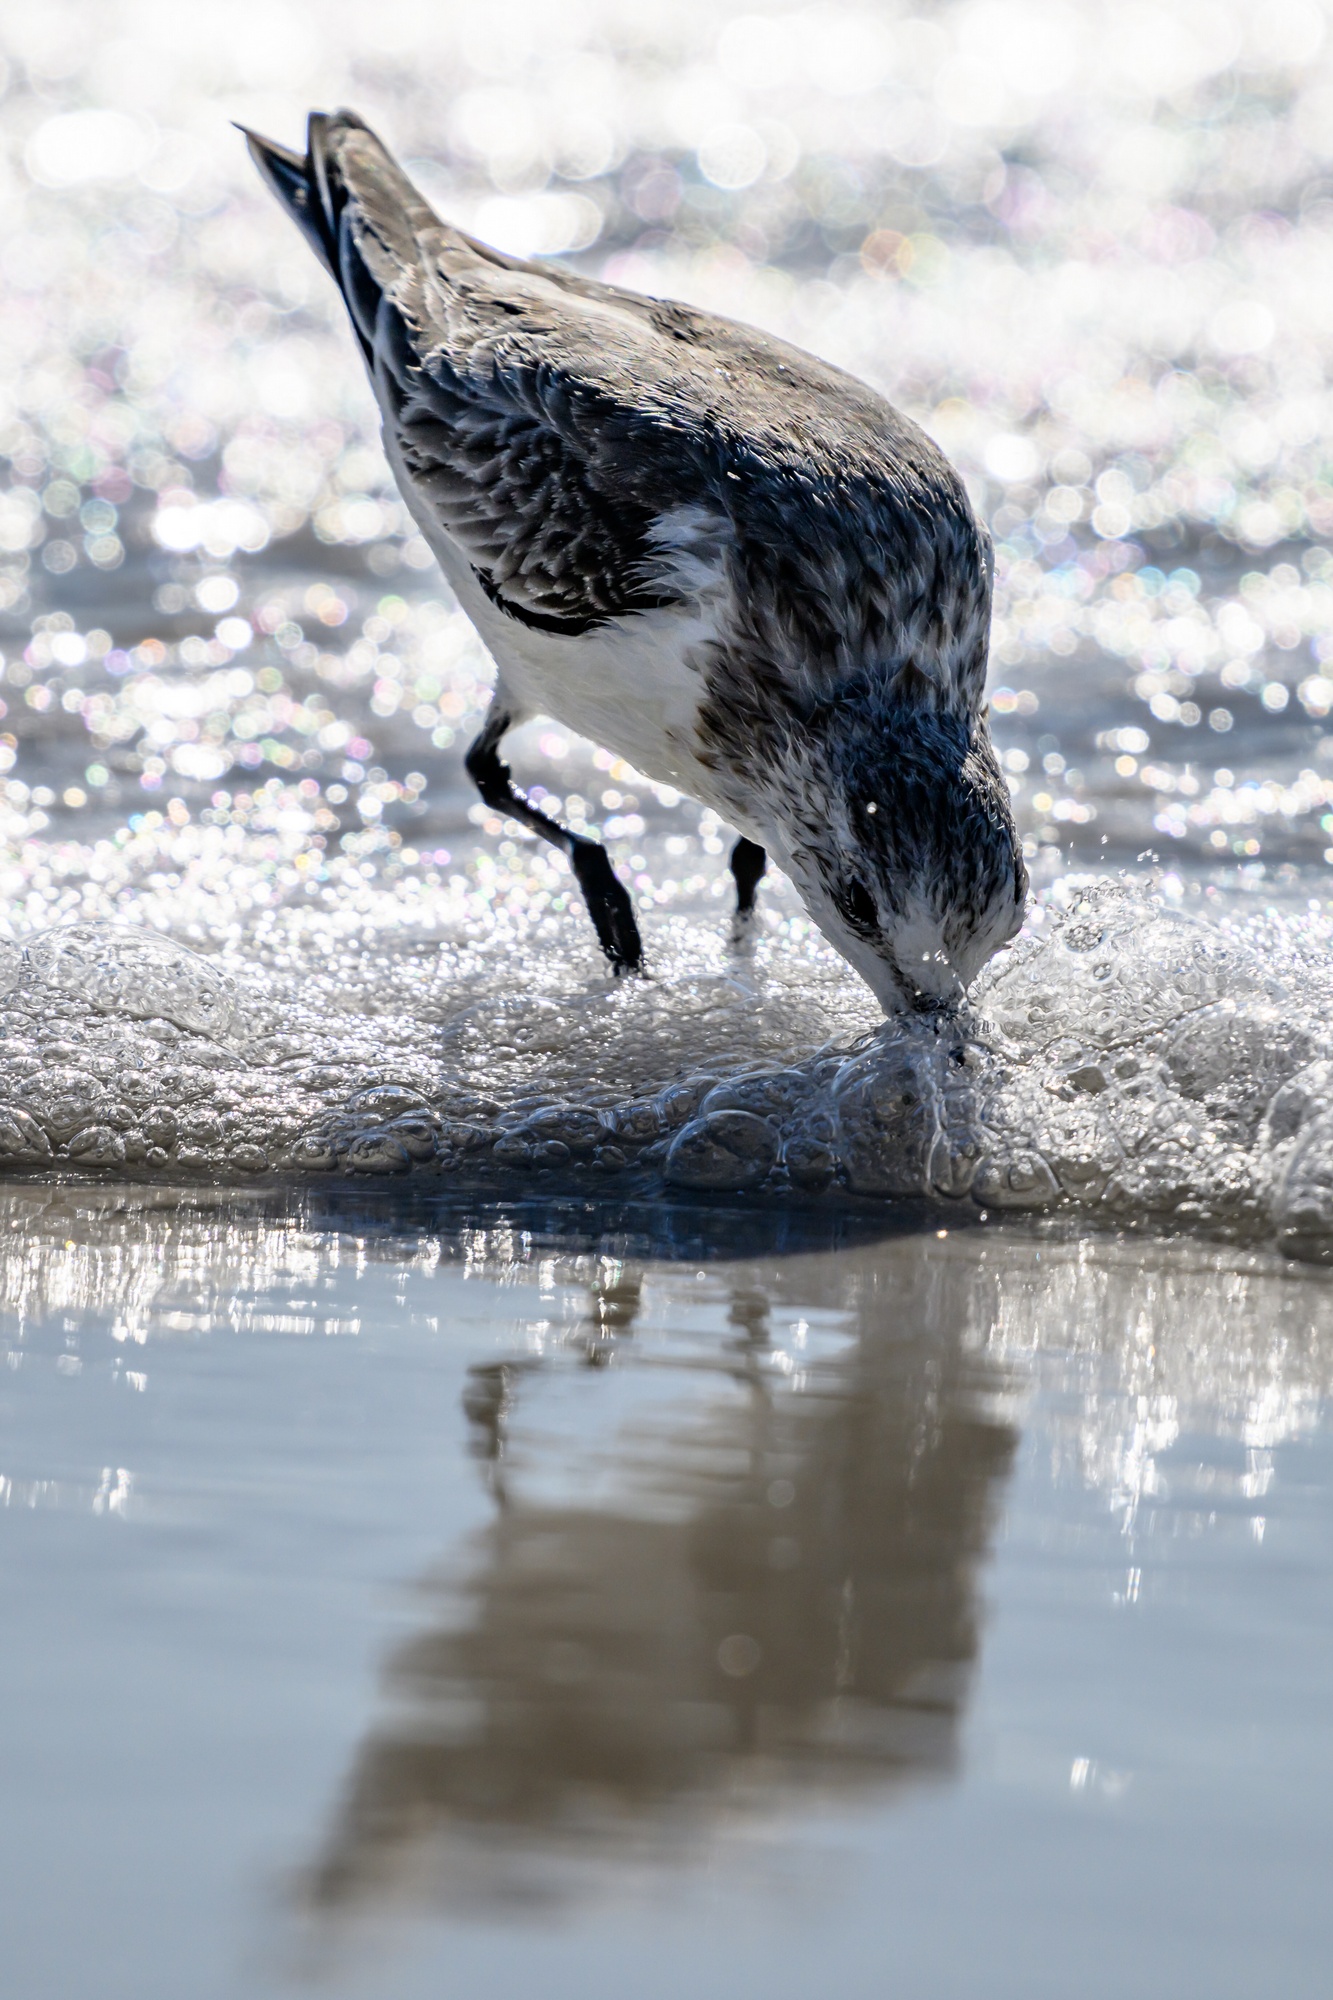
[837,878,878,935]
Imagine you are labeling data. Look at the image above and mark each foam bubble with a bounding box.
[25,926,237,1038]
[666,1109,782,1190]
[974,882,1282,1050]
[0,884,1332,1259]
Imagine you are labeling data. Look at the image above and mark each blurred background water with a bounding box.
[7,0,1333,874]
[3,6,1333,1995]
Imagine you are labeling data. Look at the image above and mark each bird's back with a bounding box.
[248,113,992,718]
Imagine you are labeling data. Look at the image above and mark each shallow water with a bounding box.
[9,877,1333,1257]
[4,8,1333,1990]
[1,1184,1330,1999]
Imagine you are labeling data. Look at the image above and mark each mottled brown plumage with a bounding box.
[246,110,1026,1008]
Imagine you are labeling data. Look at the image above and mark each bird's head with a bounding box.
[773,695,1027,1015]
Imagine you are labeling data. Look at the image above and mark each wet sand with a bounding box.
[1,1183,1329,1999]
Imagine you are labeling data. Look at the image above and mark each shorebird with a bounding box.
[245,112,1026,1011]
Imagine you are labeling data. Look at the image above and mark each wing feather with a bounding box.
[248,112,993,703]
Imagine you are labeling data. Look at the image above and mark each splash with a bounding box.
[2,880,1333,1258]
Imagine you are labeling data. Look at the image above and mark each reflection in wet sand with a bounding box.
[1,1183,1329,1934]
[307,1246,1018,1909]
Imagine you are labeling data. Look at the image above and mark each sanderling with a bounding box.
[245,111,1026,1011]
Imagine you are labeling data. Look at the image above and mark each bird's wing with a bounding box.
[246,113,719,635]
[246,112,992,703]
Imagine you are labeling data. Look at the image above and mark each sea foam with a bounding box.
[2,880,1332,1258]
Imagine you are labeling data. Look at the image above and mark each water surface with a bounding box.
[1,1184,1330,1998]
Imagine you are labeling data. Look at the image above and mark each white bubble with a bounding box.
[153,500,269,558]
[471,192,604,258]
[25,110,151,186]
[985,434,1039,483]
[195,576,238,614]
[26,926,236,1038]
[0,938,21,1000]
[1210,302,1276,356]
[697,125,767,190]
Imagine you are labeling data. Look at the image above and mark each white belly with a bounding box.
[472,583,710,791]
[408,505,755,824]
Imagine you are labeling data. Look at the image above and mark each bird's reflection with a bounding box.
[306,1239,1017,1910]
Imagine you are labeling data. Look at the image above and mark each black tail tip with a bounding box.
[235,122,305,178]
[240,120,333,271]
[238,123,309,203]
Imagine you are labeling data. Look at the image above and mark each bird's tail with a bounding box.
[241,111,437,354]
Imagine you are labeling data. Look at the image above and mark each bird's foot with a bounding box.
[727,837,767,953]
[729,905,760,952]
[569,839,645,977]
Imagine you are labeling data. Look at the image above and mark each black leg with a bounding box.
[730,836,767,920]
[465,709,645,975]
